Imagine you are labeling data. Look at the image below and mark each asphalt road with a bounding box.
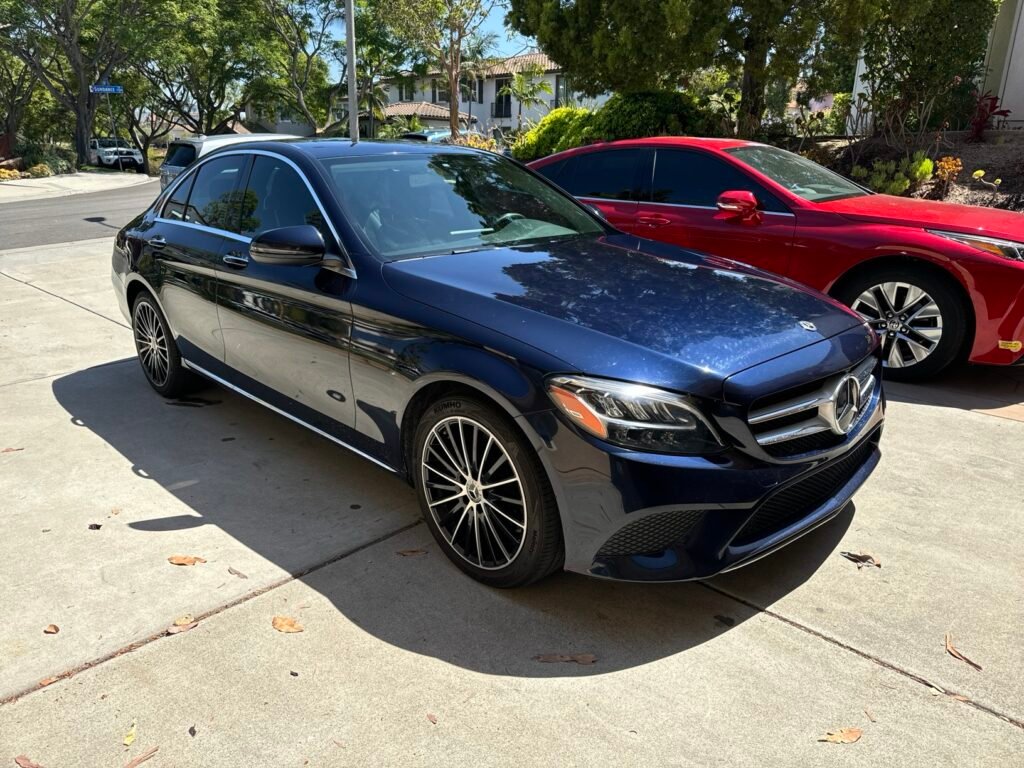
[0,180,159,249]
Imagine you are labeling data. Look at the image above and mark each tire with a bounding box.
[413,396,563,588]
[131,293,191,397]
[835,265,967,382]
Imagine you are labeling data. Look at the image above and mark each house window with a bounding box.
[555,75,573,108]
[399,80,416,101]
[431,79,450,104]
[492,78,512,118]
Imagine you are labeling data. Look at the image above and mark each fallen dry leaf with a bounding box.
[2,447,25,453]
[534,653,597,665]
[14,756,44,768]
[123,746,158,768]
[167,555,206,566]
[88,523,102,530]
[173,614,195,626]
[819,727,863,744]
[950,694,970,702]
[188,725,197,737]
[167,621,198,635]
[945,633,982,671]
[397,548,427,557]
[38,677,58,687]
[426,713,438,725]
[840,551,881,569]
[272,616,304,633]
[227,566,248,579]
[43,624,59,635]
[123,720,137,747]
[863,708,876,723]
[110,507,122,516]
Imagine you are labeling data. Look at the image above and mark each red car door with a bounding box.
[539,148,651,234]
[635,148,796,277]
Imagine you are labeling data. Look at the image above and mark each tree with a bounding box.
[0,0,165,163]
[120,73,174,174]
[383,0,495,135]
[498,61,552,130]
[506,0,731,96]
[0,49,36,140]
[260,0,341,133]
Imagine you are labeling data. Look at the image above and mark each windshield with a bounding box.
[318,151,606,260]
[97,138,129,148]
[726,145,867,203]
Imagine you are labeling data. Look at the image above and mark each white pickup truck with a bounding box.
[87,138,145,171]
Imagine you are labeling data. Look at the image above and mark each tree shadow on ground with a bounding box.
[52,359,853,677]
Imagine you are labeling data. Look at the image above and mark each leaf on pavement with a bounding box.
[123,720,137,747]
[2,447,25,453]
[123,746,158,768]
[167,621,198,635]
[534,653,597,665]
[14,756,44,768]
[188,725,197,737]
[167,555,206,566]
[945,633,982,671]
[950,694,970,702]
[272,616,304,633]
[426,713,438,725]
[88,523,102,530]
[227,566,248,579]
[397,549,427,557]
[819,727,863,744]
[38,677,58,687]
[43,624,59,635]
[840,551,881,569]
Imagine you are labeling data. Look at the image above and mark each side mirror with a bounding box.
[250,225,325,265]
[716,190,761,223]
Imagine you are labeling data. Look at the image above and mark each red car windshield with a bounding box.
[727,145,867,203]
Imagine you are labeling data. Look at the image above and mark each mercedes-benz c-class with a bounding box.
[112,139,884,587]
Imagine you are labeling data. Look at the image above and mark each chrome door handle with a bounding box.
[222,252,249,268]
[150,236,166,248]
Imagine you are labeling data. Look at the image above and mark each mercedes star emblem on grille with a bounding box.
[829,374,863,435]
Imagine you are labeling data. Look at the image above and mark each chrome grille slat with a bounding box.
[747,356,878,453]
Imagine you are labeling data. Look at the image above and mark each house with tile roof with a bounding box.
[385,52,610,136]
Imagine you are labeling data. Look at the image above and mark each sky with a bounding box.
[480,5,534,58]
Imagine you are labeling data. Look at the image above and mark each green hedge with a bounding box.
[512,91,716,161]
[13,142,77,175]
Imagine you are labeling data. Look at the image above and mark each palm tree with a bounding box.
[498,62,554,131]
[459,33,498,130]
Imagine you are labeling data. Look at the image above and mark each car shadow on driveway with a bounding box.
[51,359,852,677]
[884,363,1024,420]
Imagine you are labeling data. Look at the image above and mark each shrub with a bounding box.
[27,163,53,178]
[851,151,934,196]
[448,133,499,151]
[593,91,708,141]
[0,168,21,182]
[968,91,1011,143]
[511,107,596,161]
[825,93,852,135]
[935,156,963,198]
[13,142,76,175]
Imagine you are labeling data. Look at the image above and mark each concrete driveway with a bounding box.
[1,237,1022,766]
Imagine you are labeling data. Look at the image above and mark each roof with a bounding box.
[388,52,560,82]
[230,138,482,160]
[527,137,759,165]
[170,133,298,147]
[383,101,476,121]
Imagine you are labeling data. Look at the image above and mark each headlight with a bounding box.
[547,375,724,454]
[928,229,1024,262]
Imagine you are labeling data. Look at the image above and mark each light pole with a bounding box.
[346,0,358,142]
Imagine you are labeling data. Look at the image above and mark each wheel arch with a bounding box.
[827,254,976,354]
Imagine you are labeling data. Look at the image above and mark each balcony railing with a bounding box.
[490,101,512,119]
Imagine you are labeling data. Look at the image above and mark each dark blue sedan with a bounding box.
[112,139,884,586]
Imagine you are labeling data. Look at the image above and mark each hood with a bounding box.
[382,234,867,397]
[819,194,1024,241]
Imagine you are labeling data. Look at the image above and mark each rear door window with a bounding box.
[558,149,647,201]
[161,174,194,221]
[240,156,329,242]
[182,155,248,232]
[650,149,788,212]
[164,142,197,168]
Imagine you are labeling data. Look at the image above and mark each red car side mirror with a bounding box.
[716,190,761,224]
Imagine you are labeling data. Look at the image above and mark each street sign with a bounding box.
[90,83,123,94]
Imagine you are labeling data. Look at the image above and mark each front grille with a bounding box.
[746,355,877,458]
[733,433,877,546]
[597,509,705,558]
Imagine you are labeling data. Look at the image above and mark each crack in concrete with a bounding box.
[701,581,1024,731]
[0,520,422,707]
[0,269,130,330]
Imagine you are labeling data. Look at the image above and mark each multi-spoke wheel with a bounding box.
[414,397,563,587]
[837,267,966,382]
[131,293,190,397]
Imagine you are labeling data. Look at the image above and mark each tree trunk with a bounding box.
[74,98,96,166]
[738,35,770,138]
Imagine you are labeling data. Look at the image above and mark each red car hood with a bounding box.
[818,194,1024,241]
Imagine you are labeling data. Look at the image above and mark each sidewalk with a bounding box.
[0,171,155,204]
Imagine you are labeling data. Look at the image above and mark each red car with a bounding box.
[529,138,1024,380]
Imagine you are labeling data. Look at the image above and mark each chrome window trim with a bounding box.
[182,360,394,473]
[154,148,357,279]
[578,196,796,218]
